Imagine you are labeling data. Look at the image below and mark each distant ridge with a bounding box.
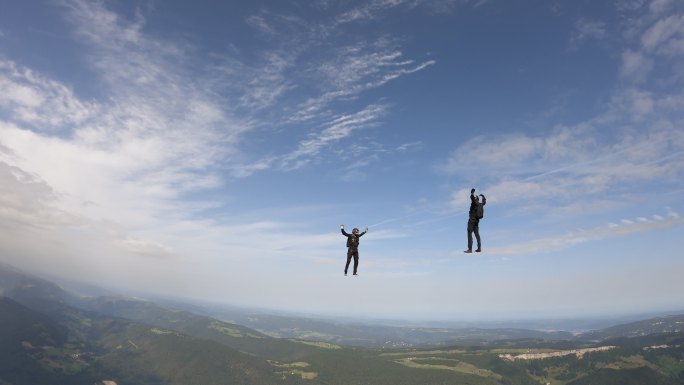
[579,314,684,341]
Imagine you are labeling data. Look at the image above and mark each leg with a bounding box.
[467,219,474,251]
[352,249,359,274]
[345,249,353,274]
[473,220,481,251]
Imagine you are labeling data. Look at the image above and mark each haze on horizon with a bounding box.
[1,0,683,320]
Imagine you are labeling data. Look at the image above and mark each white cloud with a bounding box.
[62,0,181,94]
[659,37,684,56]
[396,141,424,152]
[0,160,79,232]
[245,15,278,36]
[0,1,252,266]
[641,13,684,52]
[614,88,655,119]
[333,0,473,25]
[615,0,646,13]
[0,60,96,129]
[0,0,441,245]
[336,0,414,24]
[115,237,176,259]
[650,0,674,15]
[620,50,654,82]
[440,125,596,176]
[489,211,684,255]
[571,19,607,47]
[0,0,440,283]
[442,85,684,222]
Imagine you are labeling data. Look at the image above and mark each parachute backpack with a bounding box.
[476,201,484,219]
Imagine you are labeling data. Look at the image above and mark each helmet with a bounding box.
[352,228,360,234]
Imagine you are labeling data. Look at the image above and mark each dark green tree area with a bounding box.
[0,297,96,385]
[489,359,539,385]
[567,367,679,385]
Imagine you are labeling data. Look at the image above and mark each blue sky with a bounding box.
[1,0,683,320]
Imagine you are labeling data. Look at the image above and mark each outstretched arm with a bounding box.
[359,227,368,237]
[471,188,477,203]
[340,224,349,236]
[480,194,486,206]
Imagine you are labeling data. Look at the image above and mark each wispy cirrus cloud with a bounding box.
[489,210,684,256]
[335,0,418,24]
[615,0,647,13]
[281,104,387,170]
[333,0,472,25]
[291,46,435,122]
[570,19,608,49]
[212,2,438,128]
[228,104,389,176]
[217,3,437,174]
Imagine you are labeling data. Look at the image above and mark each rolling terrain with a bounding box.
[1,263,683,385]
[198,311,576,348]
[0,296,281,385]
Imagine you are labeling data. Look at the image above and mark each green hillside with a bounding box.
[0,293,514,385]
[567,367,679,385]
[87,318,283,385]
[79,298,506,384]
[0,297,88,385]
[2,264,684,385]
[80,296,323,361]
[0,296,287,385]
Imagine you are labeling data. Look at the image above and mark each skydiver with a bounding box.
[340,224,367,276]
[465,188,486,253]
